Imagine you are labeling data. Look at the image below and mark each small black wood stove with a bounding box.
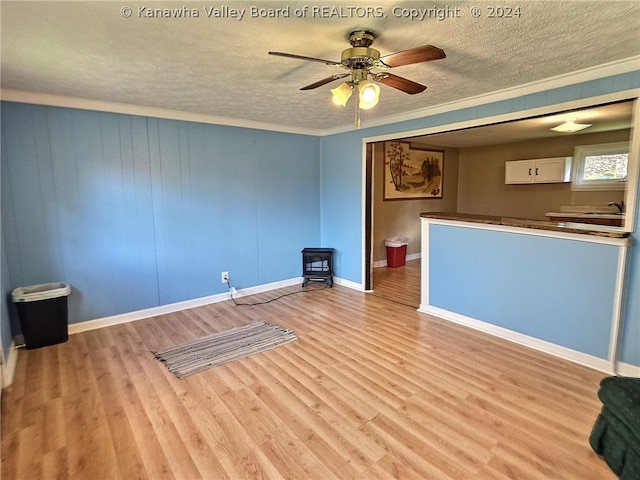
[301,248,334,287]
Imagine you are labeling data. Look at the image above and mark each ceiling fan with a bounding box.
[268,30,445,126]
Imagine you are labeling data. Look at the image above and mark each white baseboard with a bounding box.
[69,277,304,335]
[373,252,421,268]
[617,361,640,377]
[3,340,19,388]
[5,276,361,387]
[333,276,364,291]
[419,304,615,374]
[68,275,363,336]
[11,276,633,389]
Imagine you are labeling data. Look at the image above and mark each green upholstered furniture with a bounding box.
[589,376,640,479]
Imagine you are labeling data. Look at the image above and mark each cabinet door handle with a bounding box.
[535,167,539,176]
[528,168,532,176]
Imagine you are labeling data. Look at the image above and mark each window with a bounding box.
[572,142,629,191]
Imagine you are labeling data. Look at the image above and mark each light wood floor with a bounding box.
[372,259,422,308]
[2,265,614,479]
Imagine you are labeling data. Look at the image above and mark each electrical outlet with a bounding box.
[221,271,229,284]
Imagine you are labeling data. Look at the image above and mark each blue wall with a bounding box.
[319,71,640,367]
[429,225,619,359]
[1,103,321,341]
[1,70,639,370]
[621,188,640,366]
[319,131,364,282]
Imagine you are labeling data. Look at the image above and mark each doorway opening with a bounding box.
[364,98,637,306]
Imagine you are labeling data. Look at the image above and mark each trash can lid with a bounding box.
[385,236,409,247]
[12,282,71,302]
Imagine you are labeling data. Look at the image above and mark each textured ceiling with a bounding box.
[2,1,640,133]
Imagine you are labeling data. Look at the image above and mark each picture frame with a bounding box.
[384,141,444,200]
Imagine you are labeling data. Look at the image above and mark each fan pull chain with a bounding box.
[355,82,361,129]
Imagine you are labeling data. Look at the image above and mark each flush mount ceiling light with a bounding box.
[269,29,446,128]
[550,119,592,133]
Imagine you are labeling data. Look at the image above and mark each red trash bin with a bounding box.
[385,237,408,268]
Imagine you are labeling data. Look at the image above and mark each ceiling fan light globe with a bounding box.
[330,82,353,107]
[358,81,380,109]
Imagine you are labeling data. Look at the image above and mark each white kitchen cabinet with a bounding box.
[505,157,572,184]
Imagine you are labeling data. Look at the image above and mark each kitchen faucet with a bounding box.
[608,201,625,213]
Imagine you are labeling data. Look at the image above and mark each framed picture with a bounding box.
[384,142,444,200]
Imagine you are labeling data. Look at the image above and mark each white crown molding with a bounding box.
[319,55,640,136]
[362,88,640,157]
[2,56,639,137]
[0,89,319,136]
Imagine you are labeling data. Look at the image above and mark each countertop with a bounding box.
[420,212,629,239]
[545,212,624,220]
[545,211,624,227]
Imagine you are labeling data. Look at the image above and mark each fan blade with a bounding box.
[375,73,427,94]
[268,51,341,66]
[300,73,350,90]
[379,45,446,68]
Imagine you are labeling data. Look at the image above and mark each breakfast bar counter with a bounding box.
[419,212,631,374]
[420,212,629,238]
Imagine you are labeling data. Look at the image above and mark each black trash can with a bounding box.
[12,282,71,349]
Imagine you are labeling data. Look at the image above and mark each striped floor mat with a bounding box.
[152,321,297,379]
